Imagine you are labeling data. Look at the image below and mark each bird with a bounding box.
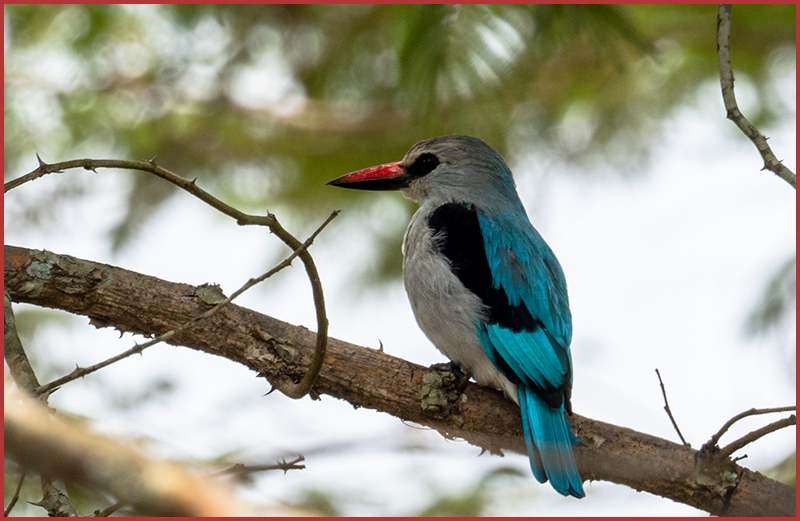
[327,135,584,498]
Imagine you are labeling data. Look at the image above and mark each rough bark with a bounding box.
[4,244,795,516]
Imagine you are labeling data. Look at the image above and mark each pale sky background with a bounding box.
[4,23,796,516]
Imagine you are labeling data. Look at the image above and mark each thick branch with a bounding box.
[4,244,796,517]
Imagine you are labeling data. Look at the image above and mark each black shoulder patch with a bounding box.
[428,203,538,333]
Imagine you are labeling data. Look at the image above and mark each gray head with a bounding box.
[328,135,519,211]
[399,135,517,206]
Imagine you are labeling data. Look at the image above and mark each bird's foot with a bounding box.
[429,361,470,395]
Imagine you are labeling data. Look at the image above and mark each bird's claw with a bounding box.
[430,361,470,394]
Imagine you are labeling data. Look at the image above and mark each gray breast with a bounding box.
[401,204,519,403]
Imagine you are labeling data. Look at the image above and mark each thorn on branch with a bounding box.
[213,456,306,479]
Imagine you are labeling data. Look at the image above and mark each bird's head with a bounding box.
[327,135,519,208]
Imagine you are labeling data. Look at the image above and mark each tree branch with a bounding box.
[3,469,27,517]
[4,292,44,395]
[718,415,796,459]
[5,244,795,517]
[32,478,78,517]
[94,501,125,517]
[5,157,334,399]
[30,210,337,397]
[213,456,306,479]
[5,292,80,516]
[716,4,796,189]
[4,379,248,517]
[704,405,797,450]
[654,368,688,445]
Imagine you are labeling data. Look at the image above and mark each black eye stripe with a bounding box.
[406,153,440,179]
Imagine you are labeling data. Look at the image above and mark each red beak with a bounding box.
[327,161,409,191]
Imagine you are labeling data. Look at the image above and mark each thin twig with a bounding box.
[213,456,306,478]
[704,405,797,449]
[655,368,688,445]
[716,4,796,188]
[4,294,80,515]
[33,210,338,397]
[719,414,796,458]
[4,469,27,516]
[7,157,335,399]
[94,501,125,517]
[5,292,44,395]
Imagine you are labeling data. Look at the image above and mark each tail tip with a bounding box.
[552,478,585,498]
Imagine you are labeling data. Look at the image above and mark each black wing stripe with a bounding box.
[428,203,537,333]
[428,203,570,409]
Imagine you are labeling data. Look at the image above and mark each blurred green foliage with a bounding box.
[3,6,795,515]
[765,452,796,487]
[414,466,525,516]
[5,4,795,262]
[747,255,796,337]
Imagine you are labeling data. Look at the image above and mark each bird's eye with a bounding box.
[407,153,440,179]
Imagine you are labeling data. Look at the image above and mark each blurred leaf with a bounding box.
[415,466,526,517]
[763,451,796,487]
[296,489,341,517]
[746,254,796,336]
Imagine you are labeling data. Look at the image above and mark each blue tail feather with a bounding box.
[519,386,585,498]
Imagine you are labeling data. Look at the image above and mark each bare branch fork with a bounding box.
[5,157,336,399]
[702,406,797,458]
[716,4,796,188]
[654,371,794,468]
